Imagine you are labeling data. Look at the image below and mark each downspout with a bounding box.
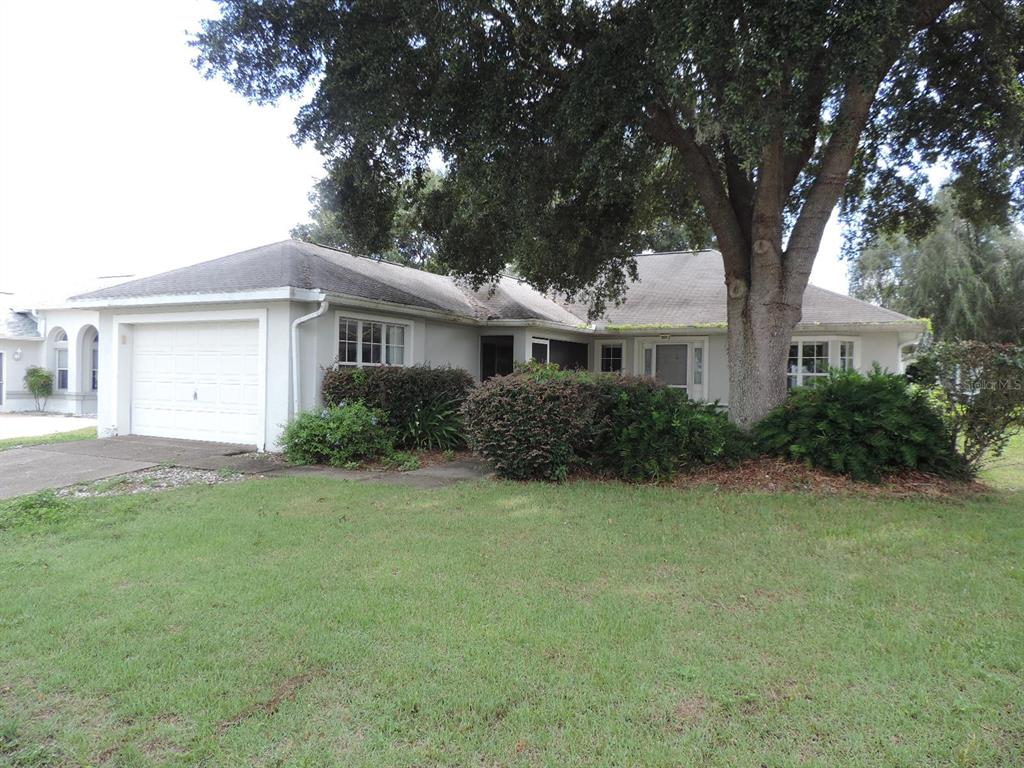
[291,295,330,417]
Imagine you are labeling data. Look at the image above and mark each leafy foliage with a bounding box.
[321,365,474,449]
[194,1,1023,314]
[754,369,965,481]
[589,380,749,481]
[462,373,593,481]
[401,398,465,451]
[23,366,53,412]
[851,191,1024,342]
[292,168,445,269]
[0,490,70,531]
[908,340,1024,471]
[462,366,746,481]
[281,403,394,466]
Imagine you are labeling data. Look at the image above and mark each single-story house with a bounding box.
[4,240,925,450]
[0,305,100,415]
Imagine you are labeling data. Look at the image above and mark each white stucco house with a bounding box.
[2,240,925,450]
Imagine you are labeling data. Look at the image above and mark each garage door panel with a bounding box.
[131,321,259,445]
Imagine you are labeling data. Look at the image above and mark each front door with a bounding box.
[639,339,706,399]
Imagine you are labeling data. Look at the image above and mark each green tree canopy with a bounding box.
[292,166,442,268]
[852,192,1024,342]
[194,0,1024,425]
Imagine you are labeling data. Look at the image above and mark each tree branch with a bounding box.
[784,0,955,294]
[643,103,750,277]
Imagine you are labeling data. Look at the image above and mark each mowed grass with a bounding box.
[0,478,1021,767]
[982,431,1024,492]
[0,426,96,452]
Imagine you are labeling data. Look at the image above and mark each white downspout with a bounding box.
[291,295,330,417]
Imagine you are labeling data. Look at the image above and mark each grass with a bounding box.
[0,426,96,452]
[0,478,1021,767]
[981,430,1024,492]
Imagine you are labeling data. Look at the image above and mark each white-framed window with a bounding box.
[337,315,408,367]
[787,340,830,388]
[53,329,69,390]
[839,341,855,371]
[91,334,99,390]
[599,343,623,373]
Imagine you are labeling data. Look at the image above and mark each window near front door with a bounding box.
[338,317,407,366]
[52,328,69,390]
[839,341,855,371]
[91,334,99,390]
[600,343,623,373]
[788,341,830,388]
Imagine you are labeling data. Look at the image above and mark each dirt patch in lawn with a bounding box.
[671,457,989,499]
[670,695,708,731]
[217,668,323,734]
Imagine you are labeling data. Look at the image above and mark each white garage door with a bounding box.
[131,321,260,445]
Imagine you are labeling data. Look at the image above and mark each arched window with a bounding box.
[91,333,99,390]
[52,329,68,390]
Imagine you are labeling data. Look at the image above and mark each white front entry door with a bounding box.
[638,337,708,399]
[130,321,260,445]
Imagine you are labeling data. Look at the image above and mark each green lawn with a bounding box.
[981,431,1024,492]
[0,426,97,452]
[1,479,1021,767]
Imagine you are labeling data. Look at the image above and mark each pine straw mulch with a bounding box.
[669,456,990,500]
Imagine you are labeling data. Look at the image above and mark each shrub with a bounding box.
[23,366,53,412]
[321,365,473,448]
[462,374,595,480]
[754,368,965,481]
[908,340,1024,473]
[462,366,748,481]
[401,398,465,451]
[588,377,748,481]
[281,402,394,466]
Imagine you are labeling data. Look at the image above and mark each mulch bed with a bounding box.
[670,456,989,499]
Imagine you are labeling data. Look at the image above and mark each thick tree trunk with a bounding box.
[724,240,804,430]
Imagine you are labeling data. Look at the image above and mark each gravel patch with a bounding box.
[57,466,244,498]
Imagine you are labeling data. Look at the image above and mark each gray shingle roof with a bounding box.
[570,250,916,327]
[1,309,40,339]
[70,241,916,328]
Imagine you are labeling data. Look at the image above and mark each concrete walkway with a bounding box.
[0,413,97,439]
[0,435,492,499]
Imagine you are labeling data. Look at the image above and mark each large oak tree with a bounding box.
[194,0,1024,427]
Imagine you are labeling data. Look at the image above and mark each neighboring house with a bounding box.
[46,240,922,450]
[0,305,100,415]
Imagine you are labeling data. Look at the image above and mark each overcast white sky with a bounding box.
[0,0,851,305]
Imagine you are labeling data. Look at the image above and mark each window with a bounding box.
[531,338,549,363]
[338,316,407,367]
[91,334,99,390]
[839,341,855,371]
[600,343,623,373]
[53,329,68,390]
[788,341,830,388]
[692,345,703,386]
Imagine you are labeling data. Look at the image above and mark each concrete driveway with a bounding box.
[0,436,257,500]
[0,413,97,439]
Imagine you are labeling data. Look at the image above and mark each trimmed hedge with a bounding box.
[462,365,746,481]
[754,368,966,481]
[321,365,474,449]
